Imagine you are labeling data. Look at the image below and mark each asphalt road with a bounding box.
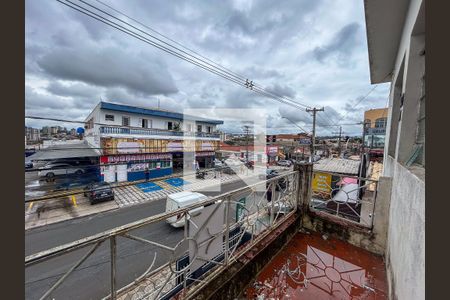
[25,178,262,300]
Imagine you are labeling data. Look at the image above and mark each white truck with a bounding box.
[165,191,208,228]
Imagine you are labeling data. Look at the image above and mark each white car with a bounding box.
[165,191,208,227]
[38,163,84,178]
[213,159,223,167]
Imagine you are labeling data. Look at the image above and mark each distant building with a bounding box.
[84,101,223,182]
[25,126,40,143]
[364,108,388,148]
[70,128,77,136]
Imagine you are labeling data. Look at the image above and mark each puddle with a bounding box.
[245,232,388,299]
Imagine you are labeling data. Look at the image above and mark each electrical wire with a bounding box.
[56,0,311,111]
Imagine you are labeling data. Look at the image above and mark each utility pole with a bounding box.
[332,126,343,157]
[242,125,252,162]
[306,107,324,162]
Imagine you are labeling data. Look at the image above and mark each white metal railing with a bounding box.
[100,126,220,139]
[25,171,299,300]
[309,171,378,228]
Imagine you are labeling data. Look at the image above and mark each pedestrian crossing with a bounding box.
[113,172,257,208]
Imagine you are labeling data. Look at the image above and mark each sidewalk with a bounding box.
[25,167,277,231]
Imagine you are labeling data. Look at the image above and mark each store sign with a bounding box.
[267,146,278,155]
[117,141,142,153]
[312,172,332,193]
[201,142,214,151]
[103,153,172,164]
[167,142,183,152]
[299,138,311,145]
[195,151,215,157]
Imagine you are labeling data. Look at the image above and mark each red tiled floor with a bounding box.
[245,232,388,299]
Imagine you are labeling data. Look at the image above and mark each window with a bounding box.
[375,118,387,128]
[141,119,149,128]
[206,126,212,133]
[105,114,114,121]
[197,125,202,132]
[122,116,130,126]
[85,118,94,129]
[167,122,173,130]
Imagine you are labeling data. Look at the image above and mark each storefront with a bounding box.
[100,153,172,182]
[195,151,215,168]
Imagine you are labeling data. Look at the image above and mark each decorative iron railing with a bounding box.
[309,171,378,228]
[25,171,299,300]
[100,126,220,139]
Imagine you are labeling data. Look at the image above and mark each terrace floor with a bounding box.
[244,231,388,299]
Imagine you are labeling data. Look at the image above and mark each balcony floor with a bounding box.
[244,231,388,299]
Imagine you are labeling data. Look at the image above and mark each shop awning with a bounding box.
[28,141,100,161]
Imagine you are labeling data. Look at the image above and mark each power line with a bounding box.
[56,0,312,111]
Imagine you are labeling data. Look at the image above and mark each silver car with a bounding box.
[38,163,84,178]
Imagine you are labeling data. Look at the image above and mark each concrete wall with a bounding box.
[385,162,425,300]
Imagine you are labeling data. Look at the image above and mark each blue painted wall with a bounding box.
[127,167,172,181]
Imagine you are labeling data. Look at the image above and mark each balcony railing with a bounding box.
[100,126,220,139]
[309,171,378,228]
[25,171,299,300]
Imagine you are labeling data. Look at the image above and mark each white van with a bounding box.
[165,191,208,227]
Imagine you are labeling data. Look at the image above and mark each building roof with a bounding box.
[27,141,99,161]
[314,158,360,175]
[100,101,223,125]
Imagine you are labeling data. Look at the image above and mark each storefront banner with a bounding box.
[103,153,172,164]
[117,141,142,153]
[267,146,278,156]
[201,142,214,151]
[167,142,183,152]
[195,151,215,157]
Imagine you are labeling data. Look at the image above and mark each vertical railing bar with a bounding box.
[110,236,117,300]
[224,196,231,266]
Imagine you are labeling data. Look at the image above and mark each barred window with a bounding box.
[415,75,425,166]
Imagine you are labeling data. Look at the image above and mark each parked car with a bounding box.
[213,159,223,168]
[277,160,292,167]
[259,168,279,180]
[25,161,33,169]
[83,182,114,204]
[260,169,287,190]
[38,163,85,179]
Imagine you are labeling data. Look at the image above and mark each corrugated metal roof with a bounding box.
[313,158,360,175]
[100,101,224,124]
[27,141,99,161]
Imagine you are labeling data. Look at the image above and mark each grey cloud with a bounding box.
[313,22,361,63]
[37,46,178,96]
[47,81,102,99]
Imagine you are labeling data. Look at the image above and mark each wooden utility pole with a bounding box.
[306,107,324,162]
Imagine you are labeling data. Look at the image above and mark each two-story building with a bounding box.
[363,108,388,149]
[84,101,223,182]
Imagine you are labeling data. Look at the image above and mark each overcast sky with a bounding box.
[25,0,390,136]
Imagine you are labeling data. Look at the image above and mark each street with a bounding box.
[25,177,265,300]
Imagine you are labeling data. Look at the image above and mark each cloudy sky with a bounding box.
[25,0,390,136]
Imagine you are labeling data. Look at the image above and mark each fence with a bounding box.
[25,171,299,300]
[100,126,220,139]
[309,171,378,228]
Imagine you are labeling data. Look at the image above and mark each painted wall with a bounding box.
[385,162,424,300]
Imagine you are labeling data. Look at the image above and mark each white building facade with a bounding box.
[84,101,223,182]
[364,0,425,299]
